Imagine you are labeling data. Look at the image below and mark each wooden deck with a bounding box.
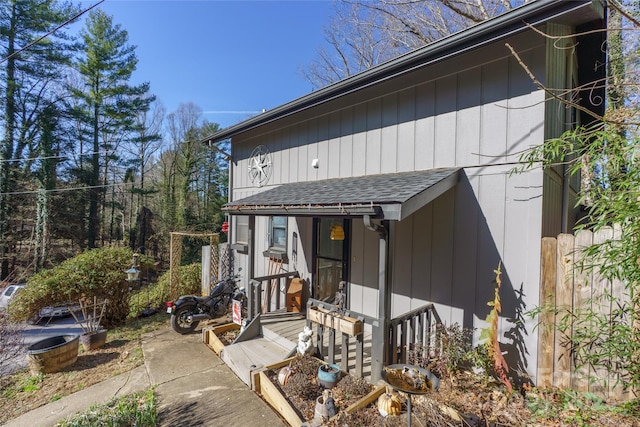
[207,312,374,388]
[260,313,374,381]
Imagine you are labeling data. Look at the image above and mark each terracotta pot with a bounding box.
[80,329,108,351]
[27,334,79,375]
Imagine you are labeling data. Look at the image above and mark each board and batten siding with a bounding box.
[229,27,550,379]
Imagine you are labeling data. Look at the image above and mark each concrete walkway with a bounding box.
[5,325,286,427]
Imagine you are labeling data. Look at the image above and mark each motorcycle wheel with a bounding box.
[170,306,200,334]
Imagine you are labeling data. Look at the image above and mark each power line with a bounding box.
[0,0,106,65]
[1,181,134,196]
[0,150,114,164]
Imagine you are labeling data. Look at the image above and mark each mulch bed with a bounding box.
[265,354,374,423]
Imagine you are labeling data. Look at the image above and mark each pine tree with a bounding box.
[0,0,80,278]
[70,9,152,248]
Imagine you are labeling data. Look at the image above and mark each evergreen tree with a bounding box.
[0,0,80,278]
[70,9,152,248]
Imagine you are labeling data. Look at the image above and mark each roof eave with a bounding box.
[222,204,383,218]
[201,0,602,145]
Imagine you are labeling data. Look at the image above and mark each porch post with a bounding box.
[364,215,389,382]
[248,216,255,281]
[247,216,256,321]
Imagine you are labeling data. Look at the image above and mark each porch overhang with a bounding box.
[223,168,461,221]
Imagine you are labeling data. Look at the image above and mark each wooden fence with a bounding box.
[539,229,634,400]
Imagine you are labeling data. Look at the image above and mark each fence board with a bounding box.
[538,237,557,387]
[540,229,633,400]
[572,230,592,392]
[591,227,612,396]
[554,234,574,389]
[609,225,629,399]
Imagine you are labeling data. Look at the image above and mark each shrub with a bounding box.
[9,247,151,328]
[129,263,202,318]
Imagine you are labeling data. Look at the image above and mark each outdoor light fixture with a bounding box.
[125,266,141,282]
[330,224,345,241]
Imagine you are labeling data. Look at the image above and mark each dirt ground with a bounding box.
[3,318,639,427]
[0,316,165,424]
[264,354,640,427]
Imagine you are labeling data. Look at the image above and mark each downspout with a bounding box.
[364,214,389,382]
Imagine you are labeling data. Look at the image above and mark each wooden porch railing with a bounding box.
[387,304,442,365]
[247,271,300,322]
[306,298,379,379]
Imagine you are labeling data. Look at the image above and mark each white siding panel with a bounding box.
[340,109,354,177]
[279,130,291,184]
[391,218,413,317]
[507,49,539,161]
[307,119,320,182]
[397,89,416,172]
[296,123,309,182]
[381,94,398,174]
[349,219,366,313]
[473,171,507,330]
[452,177,480,328]
[434,76,457,168]
[317,115,329,181]
[289,126,301,182]
[429,190,455,324]
[365,99,382,175]
[415,82,435,171]
[502,169,543,377]
[410,203,432,308]
[328,111,341,179]
[480,59,509,164]
[456,69,481,167]
[353,104,367,177]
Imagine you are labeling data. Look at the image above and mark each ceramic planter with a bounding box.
[317,363,341,388]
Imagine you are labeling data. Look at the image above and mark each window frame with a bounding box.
[268,216,288,251]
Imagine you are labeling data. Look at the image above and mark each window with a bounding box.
[235,216,249,244]
[269,216,287,250]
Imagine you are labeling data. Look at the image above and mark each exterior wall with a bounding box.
[542,23,581,237]
[229,27,549,379]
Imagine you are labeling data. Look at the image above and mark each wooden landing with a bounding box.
[262,316,374,381]
[215,314,374,388]
[221,334,295,387]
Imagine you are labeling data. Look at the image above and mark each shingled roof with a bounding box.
[223,168,460,221]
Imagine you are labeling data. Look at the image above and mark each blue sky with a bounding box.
[73,0,334,129]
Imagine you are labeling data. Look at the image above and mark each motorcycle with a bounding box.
[167,271,245,334]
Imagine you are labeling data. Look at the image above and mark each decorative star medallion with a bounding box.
[248,145,272,187]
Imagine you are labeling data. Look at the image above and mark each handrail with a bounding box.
[305,298,377,379]
[388,303,441,365]
[246,271,300,322]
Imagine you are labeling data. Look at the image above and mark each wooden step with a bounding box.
[220,337,292,387]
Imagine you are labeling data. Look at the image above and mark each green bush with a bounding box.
[9,247,152,328]
[129,263,202,318]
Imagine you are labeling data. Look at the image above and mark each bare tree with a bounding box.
[302,0,527,89]
[0,312,24,379]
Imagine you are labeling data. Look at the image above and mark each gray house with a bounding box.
[203,0,606,384]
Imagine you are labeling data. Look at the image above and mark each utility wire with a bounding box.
[0,150,116,164]
[0,0,106,65]
[1,181,135,196]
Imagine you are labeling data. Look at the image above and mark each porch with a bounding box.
[204,271,442,389]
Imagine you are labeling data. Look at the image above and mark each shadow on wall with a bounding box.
[407,172,535,386]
